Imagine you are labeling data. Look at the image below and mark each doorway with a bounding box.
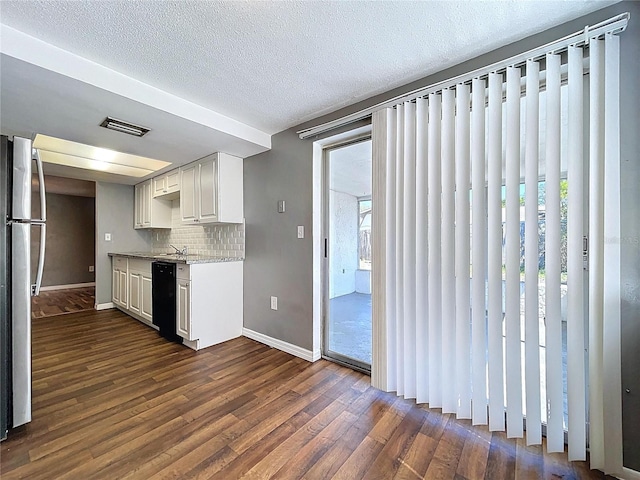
[30,176,96,319]
[323,138,372,372]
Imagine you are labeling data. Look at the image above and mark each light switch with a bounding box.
[297,226,304,239]
[278,200,286,213]
[270,296,278,310]
[104,233,111,241]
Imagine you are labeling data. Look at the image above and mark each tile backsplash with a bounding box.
[152,199,244,258]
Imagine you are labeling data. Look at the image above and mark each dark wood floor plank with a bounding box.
[423,417,469,479]
[332,435,386,480]
[484,431,517,480]
[393,431,439,479]
[362,404,428,479]
[455,420,492,480]
[0,308,613,480]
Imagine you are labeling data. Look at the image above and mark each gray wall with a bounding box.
[31,193,95,287]
[244,2,639,469]
[95,182,151,305]
[244,128,314,348]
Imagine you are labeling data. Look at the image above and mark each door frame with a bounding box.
[311,125,372,365]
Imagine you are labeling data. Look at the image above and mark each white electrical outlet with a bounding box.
[270,296,278,310]
[297,226,304,239]
[104,233,111,241]
[89,266,94,272]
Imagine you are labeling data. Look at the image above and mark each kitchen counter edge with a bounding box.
[108,252,244,264]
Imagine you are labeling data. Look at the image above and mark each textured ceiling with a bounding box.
[0,0,617,135]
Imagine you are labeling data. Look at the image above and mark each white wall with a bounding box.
[329,190,358,298]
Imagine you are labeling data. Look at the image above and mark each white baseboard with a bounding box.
[40,282,95,292]
[621,467,640,480]
[242,328,320,362]
[95,302,115,311]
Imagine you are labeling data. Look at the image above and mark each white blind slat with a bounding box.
[384,108,398,392]
[395,104,405,397]
[428,93,443,407]
[402,102,417,399]
[471,78,488,425]
[487,72,505,431]
[441,89,457,414]
[505,66,523,438]
[415,98,429,404]
[455,83,472,419]
[588,38,605,470]
[566,45,586,462]
[524,59,542,445]
[602,32,623,474]
[544,53,564,453]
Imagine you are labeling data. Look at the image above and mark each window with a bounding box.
[358,198,371,270]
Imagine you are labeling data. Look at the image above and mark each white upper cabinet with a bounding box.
[134,179,171,229]
[153,168,180,198]
[180,152,243,225]
[197,155,217,222]
[180,163,198,223]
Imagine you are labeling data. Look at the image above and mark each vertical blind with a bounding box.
[371,31,622,466]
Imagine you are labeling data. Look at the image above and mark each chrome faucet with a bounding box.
[169,244,188,255]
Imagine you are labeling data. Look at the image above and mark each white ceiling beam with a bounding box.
[0,25,271,151]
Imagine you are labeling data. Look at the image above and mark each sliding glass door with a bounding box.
[323,138,372,372]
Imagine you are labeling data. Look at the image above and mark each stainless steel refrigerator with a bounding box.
[1,135,46,440]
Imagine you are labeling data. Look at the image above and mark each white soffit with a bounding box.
[0,24,271,151]
[0,0,619,135]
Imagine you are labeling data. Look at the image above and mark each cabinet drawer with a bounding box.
[113,257,127,270]
[176,264,190,280]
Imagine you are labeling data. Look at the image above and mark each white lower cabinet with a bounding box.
[175,261,243,351]
[112,257,128,309]
[140,274,153,323]
[128,271,141,315]
[112,256,153,326]
[111,255,243,351]
[176,277,191,340]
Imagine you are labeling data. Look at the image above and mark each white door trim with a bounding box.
[311,125,372,367]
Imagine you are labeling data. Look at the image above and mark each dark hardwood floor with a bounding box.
[31,286,95,319]
[1,308,612,479]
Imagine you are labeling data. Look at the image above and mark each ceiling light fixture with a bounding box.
[100,117,150,137]
[33,134,171,178]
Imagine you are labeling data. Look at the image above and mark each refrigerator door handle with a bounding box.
[32,149,47,222]
[31,149,46,297]
[33,224,46,297]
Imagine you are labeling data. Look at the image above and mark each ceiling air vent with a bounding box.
[100,117,150,137]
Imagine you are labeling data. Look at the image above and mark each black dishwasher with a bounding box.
[152,262,182,344]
